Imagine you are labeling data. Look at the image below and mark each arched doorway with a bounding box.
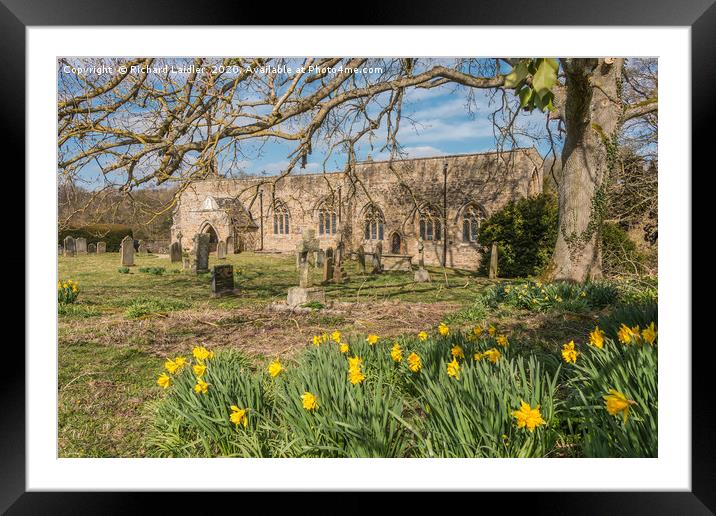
[200,223,219,253]
[390,232,402,254]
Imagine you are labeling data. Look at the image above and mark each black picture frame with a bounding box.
[5,0,707,512]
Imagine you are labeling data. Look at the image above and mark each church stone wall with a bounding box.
[173,148,543,270]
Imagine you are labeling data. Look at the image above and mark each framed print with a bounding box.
[5,0,710,512]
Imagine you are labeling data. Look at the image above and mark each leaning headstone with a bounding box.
[217,241,227,259]
[371,242,383,274]
[120,235,135,266]
[63,236,76,257]
[357,245,366,274]
[191,233,210,273]
[287,229,325,308]
[211,264,237,297]
[88,243,96,253]
[170,242,182,263]
[76,237,88,254]
[96,241,106,254]
[322,247,334,284]
[488,242,498,279]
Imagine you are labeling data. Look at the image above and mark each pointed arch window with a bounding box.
[363,204,385,241]
[462,204,485,242]
[317,202,338,236]
[273,201,290,235]
[418,205,442,241]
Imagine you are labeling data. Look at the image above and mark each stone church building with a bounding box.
[171,148,543,270]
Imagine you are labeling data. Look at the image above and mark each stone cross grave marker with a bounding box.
[322,247,334,284]
[488,242,498,279]
[170,242,182,263]
[211,264,237,297]
[191,233,210,273]
[332,240,348,282]
[120,235,135,266]
[176,231,183,251]
[296,229,320,288]
[96,242,106,253]
[63,236,76,257]
[88,243,96,253]
[357,245,366,274]
[76,237,88,254]
[217,241,227,259]
[371,241,383,274]
[414,237,430,282]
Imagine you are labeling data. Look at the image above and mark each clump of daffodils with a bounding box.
[474,348,501,364]
[156,345,215,395]
[58,278,80,304]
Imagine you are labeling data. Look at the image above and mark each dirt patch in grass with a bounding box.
[61,300,460,359]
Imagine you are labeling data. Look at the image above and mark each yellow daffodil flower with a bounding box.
[513,400,546,431]
[438,323,450,336]
[366,334,379,345]
[642,322,657,345]
[157,373,171,389]
[447,358,461,379]
[193,377,209,394]
[451,345,464,360]
[301,391,319,411]
[561,341,578,364]
[407,352,422,373]
[390,343,403,362]
[496,335,509,347]
[603,389,636,423]
[230,406,248,427]
[417,331,428,342]
[268,360,283,377]
[193,363,207,377]
[589,327,605,349]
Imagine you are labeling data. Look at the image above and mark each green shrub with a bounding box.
[477,193,558,278]
[57,278,80,304]
[124,297,190,318]
[58,303,100,318]
[565,318,657,457]
[59,223,133,252]
[117,267,130,274]
[139,266,166,275]
[602,222,647,276]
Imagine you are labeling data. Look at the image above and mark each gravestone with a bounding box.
[58,245,63,256]
[488,242,498,279]
[63,236,76,257]
[191,233,210,273]
[88,243,96,253]
[211,264,238,297]
[414,267,431,283]
[322,247,334,284]
[226,236,234,255]
[357,245,366,274]
[287,229,325,308]
[316,249,325,268]
[417,238,425,267]
[170,242,182,263]
[176,231,183,252]
[137,241,148,254]
[120,235,135,266]
[217,241,227,259]
[333,240,348,282]
[96,242,106,254]
[76,237,88,254]
[414,237,430,282]
[371,242,383,274]
[182,256,190,270]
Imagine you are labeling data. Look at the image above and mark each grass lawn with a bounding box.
[57,251,611,457]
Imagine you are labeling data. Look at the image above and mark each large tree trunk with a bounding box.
[547,58,624,282]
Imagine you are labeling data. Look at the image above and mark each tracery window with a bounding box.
[273,201,290,235]
[418,205,442,241]
[462,204,485,242]
[363,204,385,241]
[317,203,338,236]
